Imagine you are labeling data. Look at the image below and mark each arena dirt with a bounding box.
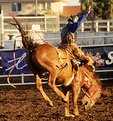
[0,81,113,121]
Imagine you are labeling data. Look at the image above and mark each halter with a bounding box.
[81,68,101,101]
[82,85,100,101]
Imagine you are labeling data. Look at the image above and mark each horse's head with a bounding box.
[82,77,102,110]
[85,52,95,72]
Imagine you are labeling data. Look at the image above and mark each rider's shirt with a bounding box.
[62,12,88,33]
[61,12,89,44]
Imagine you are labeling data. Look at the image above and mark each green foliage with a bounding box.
[81,0,113,20]
[81,0,91,12]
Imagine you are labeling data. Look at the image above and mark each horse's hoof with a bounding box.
[47,101,54,107]
[61,97,67,103]
[65,114,75,118]
[75,113,79,116]
[74,112,79,116]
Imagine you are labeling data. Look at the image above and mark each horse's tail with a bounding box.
[11,16,34,50]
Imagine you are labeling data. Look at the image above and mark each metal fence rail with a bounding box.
[0,74,48,86]
[0,10,60,44]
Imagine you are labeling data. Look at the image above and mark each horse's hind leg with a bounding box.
[48,71,67,102]
[35,74,53,107]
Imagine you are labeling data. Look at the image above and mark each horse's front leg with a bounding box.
[62,86,75,117]
[35,74,53,107]
[48,71,67,102]
[72,80,81,116]
[65,91,75,117]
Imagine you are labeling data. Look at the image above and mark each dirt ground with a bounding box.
[0,81,113,121]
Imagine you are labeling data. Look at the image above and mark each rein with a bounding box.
[82,85,99,101]
[81,67,100,101]
[61,46,75,60]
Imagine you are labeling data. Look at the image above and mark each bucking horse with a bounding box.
[11,16,102,117]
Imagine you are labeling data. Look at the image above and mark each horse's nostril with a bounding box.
[84,101,88,106]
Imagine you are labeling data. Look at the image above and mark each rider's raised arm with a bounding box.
[75,5,92,31]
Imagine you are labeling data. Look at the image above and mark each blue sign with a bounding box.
[83,46,113,70]
[1,48,32,75]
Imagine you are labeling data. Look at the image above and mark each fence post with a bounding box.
[96,21,98,32]
[1,10,4,34]
[21,73,24,84]
[81,23,84,32]
[0,10,4,47]
[57,13,60,31]
[44,15,47,32]
[107,21,110,32]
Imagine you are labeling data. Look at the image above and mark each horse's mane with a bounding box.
[83,66,102,89]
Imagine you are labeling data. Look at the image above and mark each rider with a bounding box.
[59,5,93,70]
[61,5,92,44]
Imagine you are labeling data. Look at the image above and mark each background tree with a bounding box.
[81,0,113,20]
[109,0,113,19]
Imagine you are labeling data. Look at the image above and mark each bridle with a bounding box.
[82,84,100,101]
[81,68,100,101]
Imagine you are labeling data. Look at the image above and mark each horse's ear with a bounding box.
[88,52,93,57]
[86,52,90,56]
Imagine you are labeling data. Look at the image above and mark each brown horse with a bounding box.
[26,44,101,117]
[12,17,101,117]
